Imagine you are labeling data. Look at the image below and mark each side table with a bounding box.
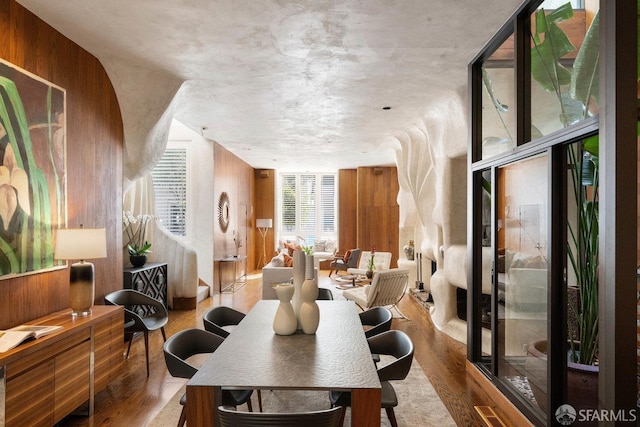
[123,262,168,313]
[219,256,247,293]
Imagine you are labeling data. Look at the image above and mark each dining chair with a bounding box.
[329,330,414,427]
[104,289,168,377]
[202,306,263,411]
[359,306,393,338]
[217,405,343,427]
[163,328,256,427]
[317,287,334,300]
[202,306,245,338]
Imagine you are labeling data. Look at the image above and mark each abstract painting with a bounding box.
[0,59,66,277]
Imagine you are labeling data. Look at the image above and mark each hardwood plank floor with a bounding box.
[56,271,518,427]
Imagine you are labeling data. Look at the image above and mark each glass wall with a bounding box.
[481,36,516,160]
[469,1,605,424]
[497,154,549,413]
[529,1,599,140]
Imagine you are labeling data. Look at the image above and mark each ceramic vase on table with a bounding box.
[273,283,297,335]
[291,250,306,328]
[299,254,319,334]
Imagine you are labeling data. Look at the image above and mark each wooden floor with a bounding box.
[57,271,519,427]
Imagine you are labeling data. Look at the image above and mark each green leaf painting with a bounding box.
[0,59,66,277]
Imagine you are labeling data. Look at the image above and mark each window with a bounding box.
[278,173,336,245]
[152,143,189,237]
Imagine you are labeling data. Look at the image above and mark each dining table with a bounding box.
[186,299,382,426]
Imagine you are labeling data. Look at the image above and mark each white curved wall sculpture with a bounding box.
[393,89,474,343]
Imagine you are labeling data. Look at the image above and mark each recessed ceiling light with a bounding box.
[382,106,391,110]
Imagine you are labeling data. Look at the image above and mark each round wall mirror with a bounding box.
[218,192,230,232]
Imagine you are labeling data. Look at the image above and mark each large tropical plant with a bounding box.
[530,3,600,365]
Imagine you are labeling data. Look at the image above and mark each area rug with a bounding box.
[148,360,456,426]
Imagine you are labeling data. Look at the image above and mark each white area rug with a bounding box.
[148,360,455,426]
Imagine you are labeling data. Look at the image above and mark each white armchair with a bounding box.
[342,268,409,319]
[347,251,392,275]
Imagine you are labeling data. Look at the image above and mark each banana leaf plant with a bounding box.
[531,3,600,365]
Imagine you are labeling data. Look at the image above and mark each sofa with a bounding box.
[262,264,319,299]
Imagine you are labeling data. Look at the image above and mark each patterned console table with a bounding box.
[123,262,168,313]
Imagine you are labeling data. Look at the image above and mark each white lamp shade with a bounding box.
[54,228,107,260]
[256,218,272,228]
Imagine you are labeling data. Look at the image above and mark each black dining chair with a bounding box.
[164,328,257,427]
[329,330,414,427]
[317,287,334,300]
[359,306,393,338]
[104,289,168,377]
[202,306,245,338]
[202,306,263,411]
[217,405,343,427]
[359,306,393,364]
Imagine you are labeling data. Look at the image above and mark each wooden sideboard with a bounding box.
[0,305,124,426]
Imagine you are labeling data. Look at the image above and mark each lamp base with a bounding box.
[70,262,95,317]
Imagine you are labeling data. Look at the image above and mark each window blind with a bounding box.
[152,147,188,236]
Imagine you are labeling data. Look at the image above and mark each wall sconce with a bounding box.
[54,226,107,316]
[256,218,273,268]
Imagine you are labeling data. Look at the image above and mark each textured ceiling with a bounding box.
[16,0,523,172]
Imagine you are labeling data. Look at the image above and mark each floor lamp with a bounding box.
[256,218,273,268]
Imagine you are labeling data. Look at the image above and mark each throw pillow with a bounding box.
[343,249,352,263]
[283,254,293,267]
[284,242,296,256]
[325,239,337,254]
[270,253,285,267]
[313,239,326,253]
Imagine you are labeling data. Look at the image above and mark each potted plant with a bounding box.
[128,241,152,267]
[123,211,155,267]
[366,246,376,279]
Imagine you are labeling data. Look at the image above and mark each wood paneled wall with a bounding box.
[356,167,399,266]
[213,143,255,291]
[335,167,399,266]
[0,1,124,329]
[253,169,275,270]
[338,169,358,253]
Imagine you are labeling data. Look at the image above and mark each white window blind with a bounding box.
[278,173,336,245]
[152,147,188,237]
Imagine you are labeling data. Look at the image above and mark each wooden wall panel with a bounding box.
[356,167,399,266]
[254,169,275,270]
[0,1,123,329]
[213,143,255,291]
[338,169,358,254]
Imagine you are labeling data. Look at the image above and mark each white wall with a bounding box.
[168,120,215,289]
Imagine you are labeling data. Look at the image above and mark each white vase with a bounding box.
[273,284,297,335]
[305,253,314,279]
[299,277,319,334]
[291,250,305,327]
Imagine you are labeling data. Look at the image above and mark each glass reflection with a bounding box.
[497,154,549,415]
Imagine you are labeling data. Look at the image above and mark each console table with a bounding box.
[124,262,168,312]
[219,256,247,293]
[0,305,123,426]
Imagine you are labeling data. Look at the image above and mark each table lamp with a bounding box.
[256,218,273,268]
[54,227,107,316]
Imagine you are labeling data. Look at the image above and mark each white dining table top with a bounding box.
[188,300,381,391]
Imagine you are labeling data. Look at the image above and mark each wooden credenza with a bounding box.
[0,305,124,426]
